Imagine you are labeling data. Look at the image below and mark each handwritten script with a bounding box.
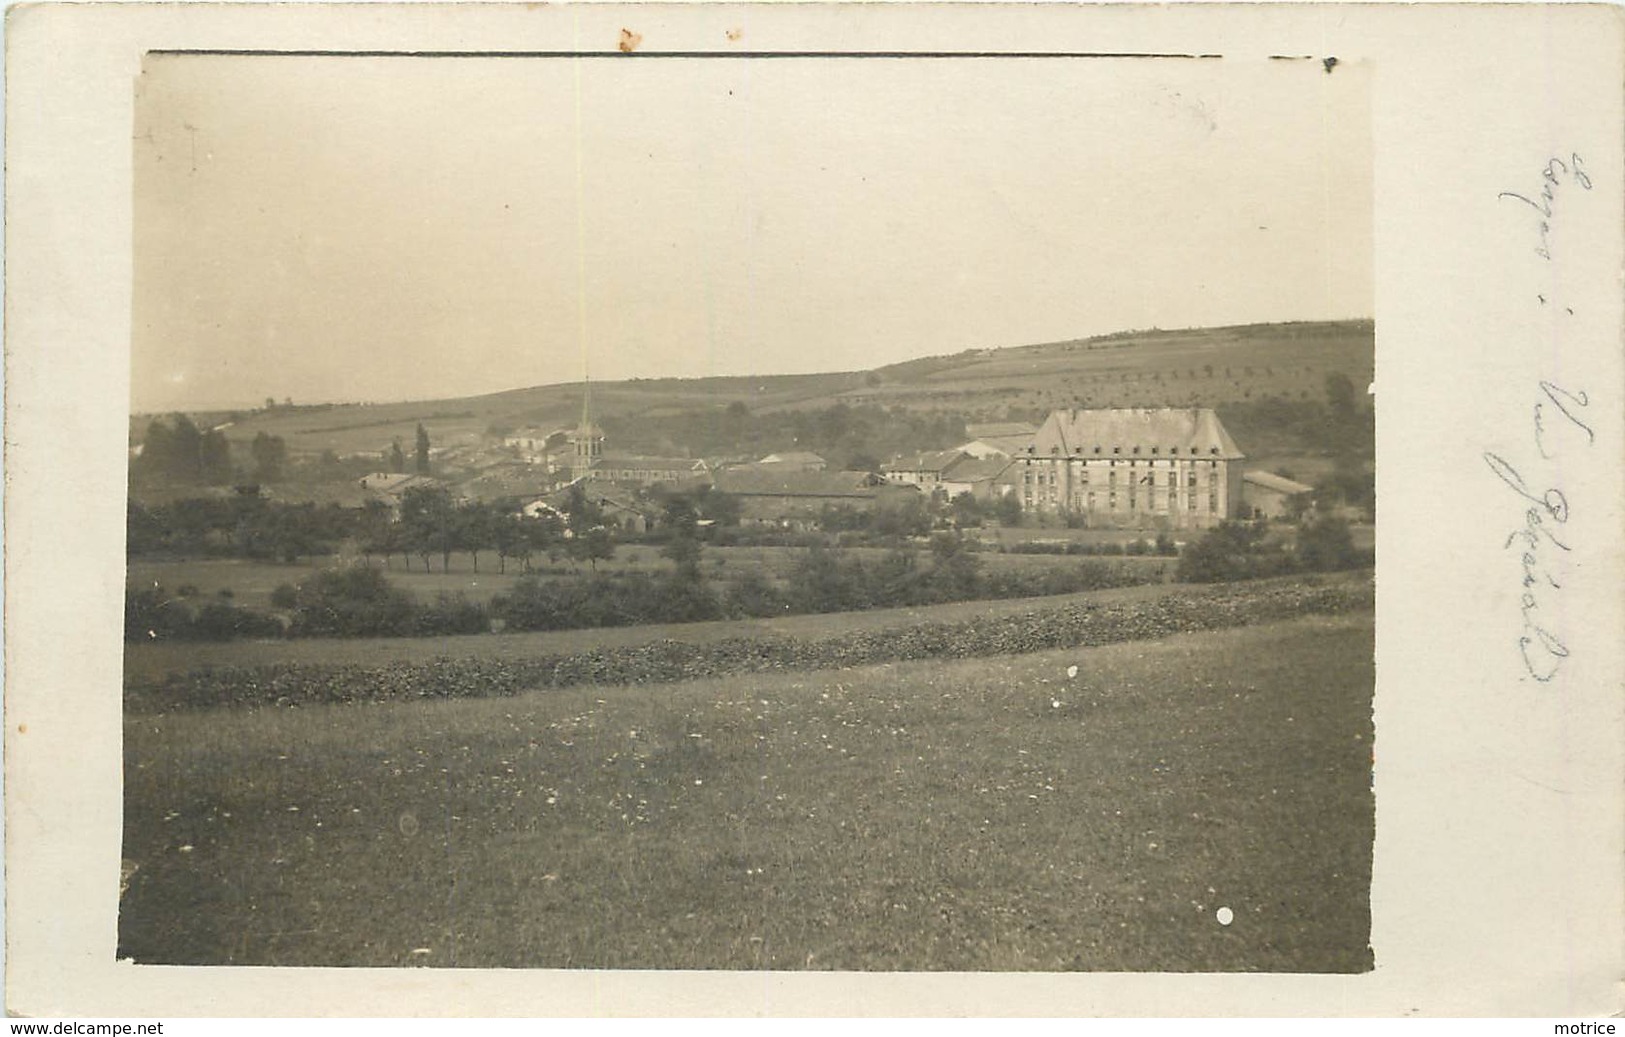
[1486,153,1594,683]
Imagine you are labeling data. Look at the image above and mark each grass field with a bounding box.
[119,611,1374,971]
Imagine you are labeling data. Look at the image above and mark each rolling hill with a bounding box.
[132,319,1372,470]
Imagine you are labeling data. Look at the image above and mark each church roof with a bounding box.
[1026,408,1243,461]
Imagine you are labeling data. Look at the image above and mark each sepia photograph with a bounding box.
[115,46,1377,972]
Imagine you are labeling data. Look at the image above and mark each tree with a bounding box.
[250,432,287,482]
[660,495,703,577]
[993,491,1024,528]
[415,424,432,475]
[399,485,456,572]
[199,429,233,484]
[1176,522,1272,583]
[570,526,616,572]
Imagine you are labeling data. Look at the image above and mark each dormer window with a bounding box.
[1210,446,1220,456]
[1151,447,1159,455]
[1132,446,1140,455]
[1113,446,1121,455]
[1093,446,1101,454]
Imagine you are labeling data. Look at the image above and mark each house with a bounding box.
[756,451,827,471]
[1242,470,1315,520]
[502,426,563,462]
[1012,408,1245,529]
[956,422,1038,459]
[711,468,917,527]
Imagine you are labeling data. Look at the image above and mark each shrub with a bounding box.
[1177,522,1297,583]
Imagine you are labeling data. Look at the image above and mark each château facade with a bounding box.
[1015,408,1244,529]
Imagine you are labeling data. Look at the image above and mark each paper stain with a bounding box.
[619,28,643,53]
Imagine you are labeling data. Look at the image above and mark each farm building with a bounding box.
[355,472,450,518]
[882,449,969,488]
[581,454,710,487]
[1242,470,1315,520]
[1013,408,1245,529]
[712,468,918,527]
[936,455,1016,501]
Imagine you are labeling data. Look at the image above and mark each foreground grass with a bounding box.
[120,613,1373,972]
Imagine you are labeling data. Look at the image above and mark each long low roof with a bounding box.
[713,469,887,498]
[1243,470,1314,494]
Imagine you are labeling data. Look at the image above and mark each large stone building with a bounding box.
[1014,408,1244,528]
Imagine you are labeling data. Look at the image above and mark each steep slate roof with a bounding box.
[713,469,881,498]
[1026,408,1244,461]
[1243,470,1314,495]
[758,451,826,466]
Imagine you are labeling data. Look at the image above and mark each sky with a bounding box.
[132,53,1372,412]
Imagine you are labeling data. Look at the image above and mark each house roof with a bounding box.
[940,456,1013,484]
[1026,408,1244,461]
[713,469,881,498]
[1243,470,1314,495]
[884,449,967,474]
[596,454,708,471]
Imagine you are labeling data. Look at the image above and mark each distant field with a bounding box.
[120,611,1374,971]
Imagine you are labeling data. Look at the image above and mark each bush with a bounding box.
[1177,522,1296,583]
[1295,516,1362,572]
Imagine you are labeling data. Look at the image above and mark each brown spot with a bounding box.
[16,723,25,734]
[618,28,642,53]
[725,27,742,42]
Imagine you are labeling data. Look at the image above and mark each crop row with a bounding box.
[125,576,1373,714]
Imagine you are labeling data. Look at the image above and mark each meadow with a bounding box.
[119,610,1374,972]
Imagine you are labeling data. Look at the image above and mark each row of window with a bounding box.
[1021,457,1222,468]
[1022,489,1224,512]
[1022,468,1220,487]
[1027,444,1224,457]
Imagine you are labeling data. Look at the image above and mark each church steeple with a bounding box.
[571,374,603,480]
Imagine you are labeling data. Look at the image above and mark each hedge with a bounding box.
[126,575,1372,714]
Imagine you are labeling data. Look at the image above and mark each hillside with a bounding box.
[132,320,1371,464]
